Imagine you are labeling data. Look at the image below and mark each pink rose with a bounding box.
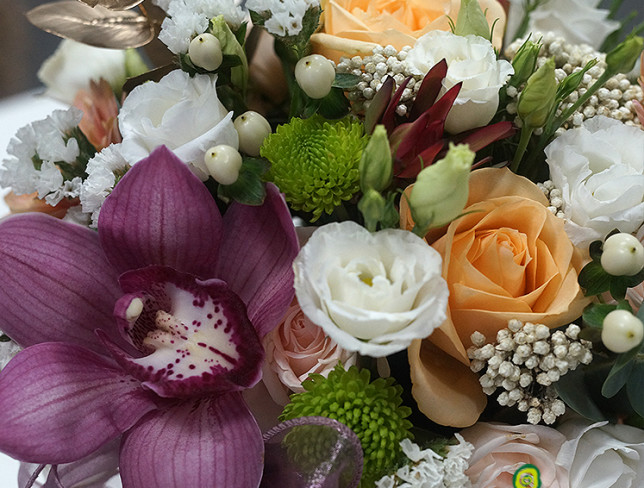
[262,300,358,405]
[460,422,570,488]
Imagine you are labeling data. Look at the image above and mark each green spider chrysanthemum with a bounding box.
[280,365,413,485]
[260,115,367,220]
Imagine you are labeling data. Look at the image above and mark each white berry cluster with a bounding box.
[505,32,643,131]
[537,180,565,219]
[468,319,593,425]
[336,45,421,116]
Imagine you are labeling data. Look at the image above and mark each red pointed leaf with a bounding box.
[410,59,448,120]
[381,76,412,133]
[364,76,395,134]
[456,121,517,152]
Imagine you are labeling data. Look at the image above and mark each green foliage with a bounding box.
[216,157,269,205]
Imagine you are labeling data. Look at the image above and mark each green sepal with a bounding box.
[555,59,599,103]
[601,341,643,398]
[217,157,270,206]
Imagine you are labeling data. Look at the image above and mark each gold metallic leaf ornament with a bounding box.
[79,0,145,11]
[26,1,155,49]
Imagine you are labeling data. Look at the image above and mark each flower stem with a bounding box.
[510,124,534,174]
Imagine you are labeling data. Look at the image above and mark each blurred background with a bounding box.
[0,0,642,99]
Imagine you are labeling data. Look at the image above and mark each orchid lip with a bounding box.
[106,266,264,398]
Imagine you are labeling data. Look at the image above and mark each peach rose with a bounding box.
[262,299,358,405]
[402,168,590,427]
[310,0,507,62]
[4,191,76,219]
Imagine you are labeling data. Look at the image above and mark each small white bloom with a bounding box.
[545,116,644,246]
[246,0,319,37]
[80,143,131,227]
[293,222,448,357]
[0,107,85,205]
[405,31,513,134]
[38,39,127,104]
[118,69,238,178]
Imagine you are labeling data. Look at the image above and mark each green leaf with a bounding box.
[0,334,11,343]
[627,360,644,417]
[583,303,619,328]
[578,260,612,296]
[555,367,607,422]
[589,239,603,262]
[333,73,361,89]
[217,157,270,206]
[602,344,641,398]
[317,87,351,119]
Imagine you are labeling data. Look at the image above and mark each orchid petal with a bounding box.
[262,417,363,488]
[216,184,299,338]
[120,393,263,488]
[0,213,124,353]
[105,266,264,398]
[98,145,222,278]
[0,342,157,464]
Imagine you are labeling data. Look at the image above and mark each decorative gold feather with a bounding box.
[26,1,155,49]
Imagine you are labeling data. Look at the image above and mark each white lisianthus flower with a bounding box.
[118,69,238,177]
[505,0,619,50]
[405,31,514,134]
[545,116,644,246]
[38,39,127,104]
[557,419,644,488]
[293,221,448,357]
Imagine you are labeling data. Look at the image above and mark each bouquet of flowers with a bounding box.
[1,0,644,486]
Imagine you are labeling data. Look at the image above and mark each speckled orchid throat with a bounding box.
[103,266,264,399]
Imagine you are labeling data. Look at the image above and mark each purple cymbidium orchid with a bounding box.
[0,146,299,487]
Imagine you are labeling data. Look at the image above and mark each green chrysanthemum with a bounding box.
[280,365,413,485]
[260,115,367,220]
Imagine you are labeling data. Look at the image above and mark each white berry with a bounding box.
[602,309,644,353]
[188,33,223,71]
[601,233,644,276]
[295,54,336,99]
[204,145,242,185]
[234,111,272,156]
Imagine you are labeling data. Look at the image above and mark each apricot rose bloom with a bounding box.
[310,0,507,62]
[402,168,590,427]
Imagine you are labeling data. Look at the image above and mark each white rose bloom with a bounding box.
[557,419,644,488]
[405,31,513,134]
[118,69,238,177]
[38,39,127,104]
[545,116,644,246]
[293,221,449,357]
[505,0,619,50]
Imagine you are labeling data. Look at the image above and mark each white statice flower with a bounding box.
[505,0,619,50]
[158,0,245,54]
[375,437,474,487]
[80,144,130,227]
[0,107,85,206]
[293,221,448,357]
[545,115,644,246]
[405,31,514,134]
[118,69,238,178]
[246,0,319,37]
[38,39,128,104]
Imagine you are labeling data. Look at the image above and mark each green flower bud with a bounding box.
[453,0,491,41]
[124,49,148,80]
[359,125,393,192]
[510,38,541,87]
[358,188,386,232]
[605,35,644,75]
[517,57,557,128]
[408,143,474,232]
[209,15,248,91]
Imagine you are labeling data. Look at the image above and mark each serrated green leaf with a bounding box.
[602,346,640,398]
[627,360,644,417]
[578,260,612,296]
[333,73,361,89]
[555,367,607,422]
[217,157,269,205]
